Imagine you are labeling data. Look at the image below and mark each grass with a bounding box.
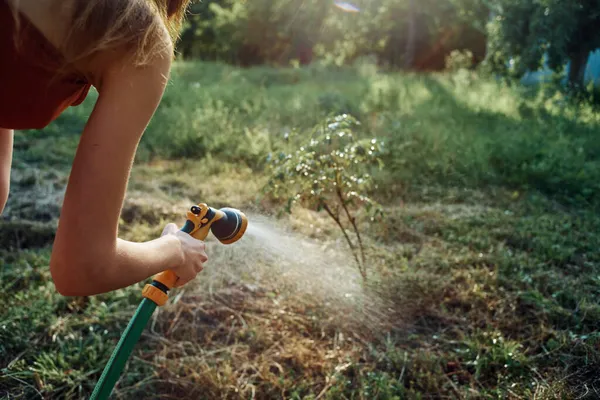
[2,60,600,399]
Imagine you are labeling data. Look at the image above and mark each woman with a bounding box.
[0,0,208,296]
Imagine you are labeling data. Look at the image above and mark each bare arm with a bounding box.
[0,128,13,214]
[50,49,205,296]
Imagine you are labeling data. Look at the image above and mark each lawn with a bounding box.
[2,61,600,399]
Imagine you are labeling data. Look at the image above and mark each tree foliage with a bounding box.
[486,0,600,87]
[177,0,489,70]
[175,0,600,94]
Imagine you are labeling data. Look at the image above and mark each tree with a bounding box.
[486,0,600,89]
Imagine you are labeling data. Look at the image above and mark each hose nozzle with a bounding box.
[142,203,248,304]
[185,203,248,244]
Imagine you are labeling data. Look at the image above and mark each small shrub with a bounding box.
[265,114,385,280]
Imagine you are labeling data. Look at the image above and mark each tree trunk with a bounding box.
[404,0,416,69]
[568,49,590,89]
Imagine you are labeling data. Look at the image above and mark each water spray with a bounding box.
[90,203,248,400]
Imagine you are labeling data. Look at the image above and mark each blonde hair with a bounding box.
[66,0,192,66]
[10,0,192,69]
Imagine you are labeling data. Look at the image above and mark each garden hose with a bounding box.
[89,203,248,400]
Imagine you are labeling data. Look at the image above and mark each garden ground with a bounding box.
[2,61,600,399]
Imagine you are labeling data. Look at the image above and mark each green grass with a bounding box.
[2,61,600,399]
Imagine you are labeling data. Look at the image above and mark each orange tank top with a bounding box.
[0,0,92,130]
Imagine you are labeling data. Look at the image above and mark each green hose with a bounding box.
[89,221,195,400]
[89,298,157,400]
[88,204,248,399]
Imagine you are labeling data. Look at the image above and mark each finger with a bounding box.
[173,277,190,288]
[161,223,178,236]
[173,270,195,287]
[195,263,204,273]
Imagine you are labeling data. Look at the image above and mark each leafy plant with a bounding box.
[265,114,385,280]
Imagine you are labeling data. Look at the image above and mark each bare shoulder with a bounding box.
[86,25,173,93]
[95,44,173,96]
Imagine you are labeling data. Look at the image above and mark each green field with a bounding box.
[2,61,600,399]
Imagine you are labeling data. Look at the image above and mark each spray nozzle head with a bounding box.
[185,203,248,244]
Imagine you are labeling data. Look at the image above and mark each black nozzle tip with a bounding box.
[212,208,248,244]
[191,205,202,215]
